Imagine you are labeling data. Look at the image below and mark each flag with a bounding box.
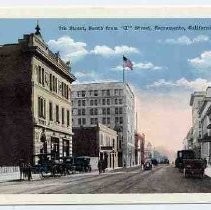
[123,56,133,70]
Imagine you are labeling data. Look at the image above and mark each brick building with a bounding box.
[0,24,75,165]
[72,123,118,170]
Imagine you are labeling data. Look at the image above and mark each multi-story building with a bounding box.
[198,87,211,165]
[190,91,206,158]
[72,82,135,167]
[183,127,193,150]
[134,132,145,165]
[72,123,118,170]
[0,24,75,165]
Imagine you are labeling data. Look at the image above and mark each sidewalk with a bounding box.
[205,164,211,177]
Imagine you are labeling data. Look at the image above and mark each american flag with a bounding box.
[123,55,133,70]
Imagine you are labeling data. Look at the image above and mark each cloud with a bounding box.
[159,35,209,45]
[148,77,211,91]
[112,61,164,71]
[90,45,139,57]
[188,51,211,69]
[47,36,88,62]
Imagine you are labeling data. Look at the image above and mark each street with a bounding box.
[0,164,211,193]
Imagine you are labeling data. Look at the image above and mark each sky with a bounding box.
[2,19,211,155]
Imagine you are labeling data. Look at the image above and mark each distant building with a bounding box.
[0,24,75,165]
[71,82,135,167]
[134,132,145,165]
[183,127,193,150]
[144,142,153,160]
[198,87,211,165]
[190,91,206,158]
[72,123,118,170]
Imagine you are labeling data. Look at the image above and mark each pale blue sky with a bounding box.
[2,18,211,151]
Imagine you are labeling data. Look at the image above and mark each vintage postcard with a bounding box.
[1,6,211,205]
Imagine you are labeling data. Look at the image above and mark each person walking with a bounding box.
[27,163,32,181]
[98,159,103,174]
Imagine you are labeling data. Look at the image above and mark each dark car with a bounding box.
[73,156,92,172]
[144,161,152,170]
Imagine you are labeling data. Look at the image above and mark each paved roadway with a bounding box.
[0,165,211,193]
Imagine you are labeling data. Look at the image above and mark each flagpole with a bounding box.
[123,65,125,83]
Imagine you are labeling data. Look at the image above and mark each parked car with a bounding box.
[73,156,92,172]
[183,159,205,179]
[144,161,152,170]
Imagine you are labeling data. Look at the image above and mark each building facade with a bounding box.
[134,132,145,165]
[0,25,75,165]
[198,87,211,165]
[190,91,206,158]
[72,123,118,170]
[72,82,135,167]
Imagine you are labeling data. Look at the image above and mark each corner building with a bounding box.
[0,25,75,165]
[72,82,135,167]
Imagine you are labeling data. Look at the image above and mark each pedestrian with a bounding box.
[27,163,32,181]
[203,158,207,168]
[98,159,103,174]
[19,159,24,181]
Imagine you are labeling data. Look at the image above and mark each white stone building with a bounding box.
[198,87,211,165]
[71,82,135,167]
[190,91,206,158]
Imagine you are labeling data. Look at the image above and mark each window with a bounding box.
[78,118,82,125]
[90,118,95,125]
[119,99,123,104]
[107,99,110,105]
[94,90,98,96]
[67,110,70,127]
[90,108,94,115]
[119,107,123,114]
[38,66,42,84]
[50,74,53,91]
[95,118,98,124]
[49,102,53,121]
[38,97,46,119]
[78,100,81,106]
[102,99,106,105]
[102,108,106,115]
[78,109,81,116]
[115,98,118,105]
[94,108,98,115]
[82,108,86,115]
[89,90,93,96]
[52,76,57,93]
[82,118,86,125]
[107,117,110,124]
[90,100,93,106]
[77,91,80,97]
[107,108,110,115]
[120,117,123,124]
[115,108,118,114]
[82,100,86,106]
[42,68,45,86]
[82,91,86,97]
[102,90,106,96]
[56,105,59,123]
[115,117,119,124]
[94,99,98,106]
[114,89,118,96]
[106,89,110,96]
[62,108,65,124]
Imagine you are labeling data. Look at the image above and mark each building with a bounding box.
[144,142,153,160]
[72,123,118,170]
[183,127,193,150]
[134,132,145,165]
[190,91,206,158]
[198,87,211,165]
[0,24,76,165]
[72,82,135,167]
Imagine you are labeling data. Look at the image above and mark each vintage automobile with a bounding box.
[144,160,152,170]
[32,153,63,177]
[183,159,205,179]
[175,149,195,171]
[73,156,92,172]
